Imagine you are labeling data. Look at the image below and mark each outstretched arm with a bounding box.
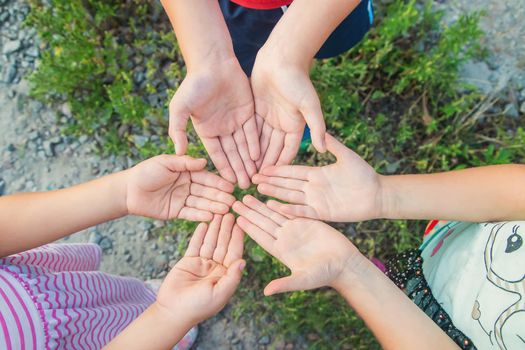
[0,155,235,258]
[161,0,260,189]
[381,164,525,221]
[105,214,245,350]
[0,173,126,258]
[255,133,525,222]
[233,196,458,349]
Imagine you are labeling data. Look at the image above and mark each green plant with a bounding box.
[26,0,525,348]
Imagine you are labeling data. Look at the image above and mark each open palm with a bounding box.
[233,195,357,296]
[126,155,235,221]
[251,60,326,170]
[169,59,259,189]
[253,134,382,222]
[157,214,245,324]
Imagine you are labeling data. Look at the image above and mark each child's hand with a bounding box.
[233,195,362,296]
[168,58,259,189]
[253,134,382,222]
[250,53,326,170]
[125,155,235,221]
[155,214,245,324]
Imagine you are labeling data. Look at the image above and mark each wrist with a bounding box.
[150,301,195,332]
[105,172,129,218]
[186,47,238,75]
[256,41,312,73]
[330,252,375,292]
[377,175,400,220]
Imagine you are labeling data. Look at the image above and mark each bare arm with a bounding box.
[261,0,361,69]
[160,0,235,72]
[381,164,525,221]
[333,259,459,350]
[0,174,126,257]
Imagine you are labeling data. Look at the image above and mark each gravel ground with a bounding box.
[1,0,524,349]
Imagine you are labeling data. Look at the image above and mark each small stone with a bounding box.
[3,40,21,55]
[42,140,54,157]
[125,254,133,263]
[28,131,39,141]
[99,237,113,251]
[0,12,9,24]
[520,102,525,114]
[3,63,17,83]
[7,144,16,152]
[504,103,519,118]
[0,178,6,196]
[258,336,270,345]
[89,232,103,245]
[385,160,401,174]
[151,242,158,250]
[25,46,39,58]
[7,90,16,99]
[78,135,88,143]
[154,254,169,270]
[132,135,148,148]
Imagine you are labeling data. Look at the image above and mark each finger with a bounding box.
[256,122,273,169]
[214,259,246,301]
[260,129,285,170]
[223,224,244,267]
[325,133,350,160]
[255,114,264,138]
[243,117,261,161]
[156,154,207,173]
[276,132,302,166]
[184,223,208,257]
[201,137,237,184]
[232,200,279,236]
[178,207,214,222]
[190,183,236,207]
[220,135,251,189]
[300,102,326,153]
[260,165,310,181]
[190,171,235,193]
[233,128,257,179]
[257,183,307,205]
[267,200,319,220]
[200,215,222,259]
[252,174,305,192]
[243,195,287,226]
[236,216,275,254]
[213,214,235,264]
[264,273,311,296]
[168,101,190,155]
[185,195,230,215]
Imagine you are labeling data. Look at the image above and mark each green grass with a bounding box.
[26,0,525,348]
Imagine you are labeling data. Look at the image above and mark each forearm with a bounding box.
[160,0,236,72]
[260,0,360,69]
[380,164,525,221]
[104,302,193,350]
[333,258,459,350]
[0,173,127,257]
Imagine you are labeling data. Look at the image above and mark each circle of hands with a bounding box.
[124,57,383,325]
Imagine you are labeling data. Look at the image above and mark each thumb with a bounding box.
[157,155,207,173]
[264,272,310,296]
[214,259,246,300]
[169,100,190,155]
[300,102,326,153]
[325,133,350,160]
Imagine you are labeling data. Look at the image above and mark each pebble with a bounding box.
[504,103,519,118]
[89,232,103,245]
[258,336,270,345]
[520,101,525,114]
[42,140,54,157]
[25,46,39,58]
[0,178,5,196]
[132,135,148,148]
[3,40,21,55]
[3,63,17,83]
[0,11,9,24]
[99,237,113,252]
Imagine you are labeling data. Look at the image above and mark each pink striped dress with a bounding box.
[0,243,197,350]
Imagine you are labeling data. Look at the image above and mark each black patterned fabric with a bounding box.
[385,249,477,350]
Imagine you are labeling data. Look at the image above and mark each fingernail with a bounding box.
[239,261,246,271]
